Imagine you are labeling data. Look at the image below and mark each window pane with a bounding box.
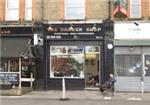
[10,59,19,72]
[50,46,84,78]
[7,9,19,20]
[25,9,32,20]
[130,0,141,18]
[25,0,32,20]
[130,0,141,3]
[6,0,19,20]
[7,0,19,8]
[115,54,142,77]
[65,0,85,19]
[51,46,67,55]
[25,0,32,8]
[66,7,85,19]
[130,3,141,18]
[85,46,100,53]
[66,0,85,7]
[0,60,8,72]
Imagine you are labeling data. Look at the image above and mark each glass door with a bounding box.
[84,46,100,88]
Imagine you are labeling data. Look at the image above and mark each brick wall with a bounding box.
[142,0,149,18]
[42,0,62,21]
[42,0,109,21]
[87,0,108,20]
[0,0,5,21]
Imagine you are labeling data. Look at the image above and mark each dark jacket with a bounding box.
[105,77,116,86]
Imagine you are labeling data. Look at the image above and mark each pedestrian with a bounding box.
[99,73,116,92]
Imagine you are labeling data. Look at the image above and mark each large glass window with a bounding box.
[50,46,84,78]
[50,46,100,78]
[115,54,142,77]
[5,0,19,21]
[65,0,85,20]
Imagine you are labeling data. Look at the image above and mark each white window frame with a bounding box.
[65,0,85,20]
[25,0,32,21]
[130,0,141,18]
[5,0,19,21]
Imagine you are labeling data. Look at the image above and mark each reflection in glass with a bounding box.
[145,55,150,76]
[115,54,142,77]
[50,46,84,78]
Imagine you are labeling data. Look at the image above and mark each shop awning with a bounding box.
[0,37,34,58]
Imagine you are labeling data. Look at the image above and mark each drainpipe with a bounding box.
[41,0,44,21]
[108,0,112,20]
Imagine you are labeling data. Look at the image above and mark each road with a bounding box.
[1,98,150,105]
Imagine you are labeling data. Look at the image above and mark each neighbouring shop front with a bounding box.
[33,20,114,90]
[114,22,150,92]
[0,26,35,90]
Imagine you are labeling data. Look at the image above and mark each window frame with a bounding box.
[64,0,86,20]
[130,0,142,19]
[5,0,19,21]
[25,0,32,21]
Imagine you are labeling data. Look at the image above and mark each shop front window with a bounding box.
[50,46,100,78]
[115,54,142,77]
[10,59,19,72]
[50,46,84,78]
[0,59,19,72]
[0,59,8,72]
[0,58,19,86]
[21,59,34,78]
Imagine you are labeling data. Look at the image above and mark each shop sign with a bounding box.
[114,23,150,39]
[0,27,32,35]
[0,73,19,85]
[46,23,103,35]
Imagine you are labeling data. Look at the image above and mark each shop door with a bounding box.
[84,46,100,88]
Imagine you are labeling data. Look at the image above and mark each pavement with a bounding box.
[1,90,150,101]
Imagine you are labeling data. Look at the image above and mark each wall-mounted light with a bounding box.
[107,43,113,49]
[91,24,97,32]
[47,25,54,32]
[68,24,75,31]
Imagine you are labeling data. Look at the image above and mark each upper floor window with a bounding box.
[5,0,19,21]
[130,0,141,18]
[65,0,85,20]
[25,0,32,21]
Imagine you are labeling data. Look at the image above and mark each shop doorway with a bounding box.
[84,46,100,88]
